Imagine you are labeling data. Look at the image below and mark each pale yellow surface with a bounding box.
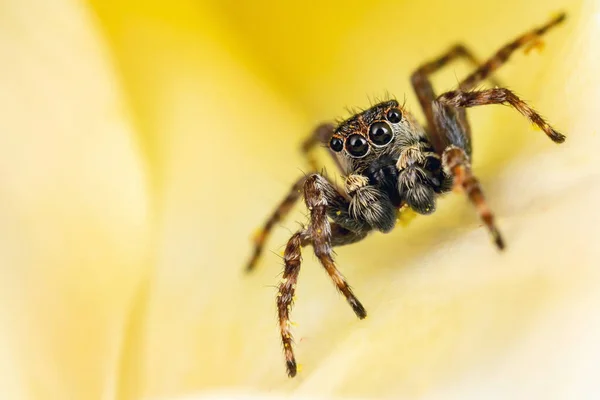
[0,0,599,399]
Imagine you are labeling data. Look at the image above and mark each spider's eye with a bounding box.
[346,134,369,157]
[329,137,344,152]
[368,122,394,146]
[386,108,403,123]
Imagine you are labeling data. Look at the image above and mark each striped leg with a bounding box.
[410,43,501,152]
[459,13,566,91]
[245,176,306,272]
[246,123,338,272]
[277,219,368,378]
[442,145,504,249]
[438,88,565,143]
[301,122,339,171]
[414,43,502,87]
[277,174,368,376]
[277,230,305,377]
[303,174,367,319]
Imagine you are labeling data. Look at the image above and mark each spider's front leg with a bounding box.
[411,13,566,154]
[277,173,370,377]
[303,174,368,318]
[438,88,565,143]
[436,86,565,249]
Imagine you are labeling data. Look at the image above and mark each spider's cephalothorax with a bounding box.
[245,13,567,378]
[328,100,453,234]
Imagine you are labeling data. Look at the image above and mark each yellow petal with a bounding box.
[88,1,598,398]
[0,0,150,398]
[4,0,599,399]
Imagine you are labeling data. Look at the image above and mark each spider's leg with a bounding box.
[411,13,565,154]
[459,13,565,91]
[277,222,368,378]
[301,122,345,172]
[414,43,502,88]
[410,42,502,152]
[246,123,342,273]
[411,60,444,151]
[304,173,368,319]
[411,48,477,154]
[438,88,565,143]
[277,228,307,378]
[442,145,505,249]
[410,43,501,150]
[245,175,306,272]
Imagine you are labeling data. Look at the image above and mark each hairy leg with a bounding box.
[411,14,565,154]
[246,123,343,272]
[442,145,504,249]
[277,230,305,377]
[410,69,438,142]
[410,43,500,151]
[304,174,367,319]
[301,122,342,172]
[414,43,502,87]
[459,13,566,91]
[438,88,565,143]
[245,175,306,272]
[277,221,368,378]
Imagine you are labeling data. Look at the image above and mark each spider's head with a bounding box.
[329,100,423,168]
[330,99,439,214]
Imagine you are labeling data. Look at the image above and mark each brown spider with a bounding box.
[246,13,566,377]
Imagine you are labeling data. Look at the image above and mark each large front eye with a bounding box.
[368,122,393,146]
[346,134,369,157]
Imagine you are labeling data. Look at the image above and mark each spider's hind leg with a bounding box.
[245,123,338,272]
[414,43,502,88]
[442,145,505,249]
[301,122,342,172]
[459,12,566,91]
[246,175,306,272]
[411,43,495,153]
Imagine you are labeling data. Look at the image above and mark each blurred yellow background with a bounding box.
[0,0,599,399]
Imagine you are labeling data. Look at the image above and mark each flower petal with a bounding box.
[0,0,150,398]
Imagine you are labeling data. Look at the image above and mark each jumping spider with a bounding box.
[246,13,566,377]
